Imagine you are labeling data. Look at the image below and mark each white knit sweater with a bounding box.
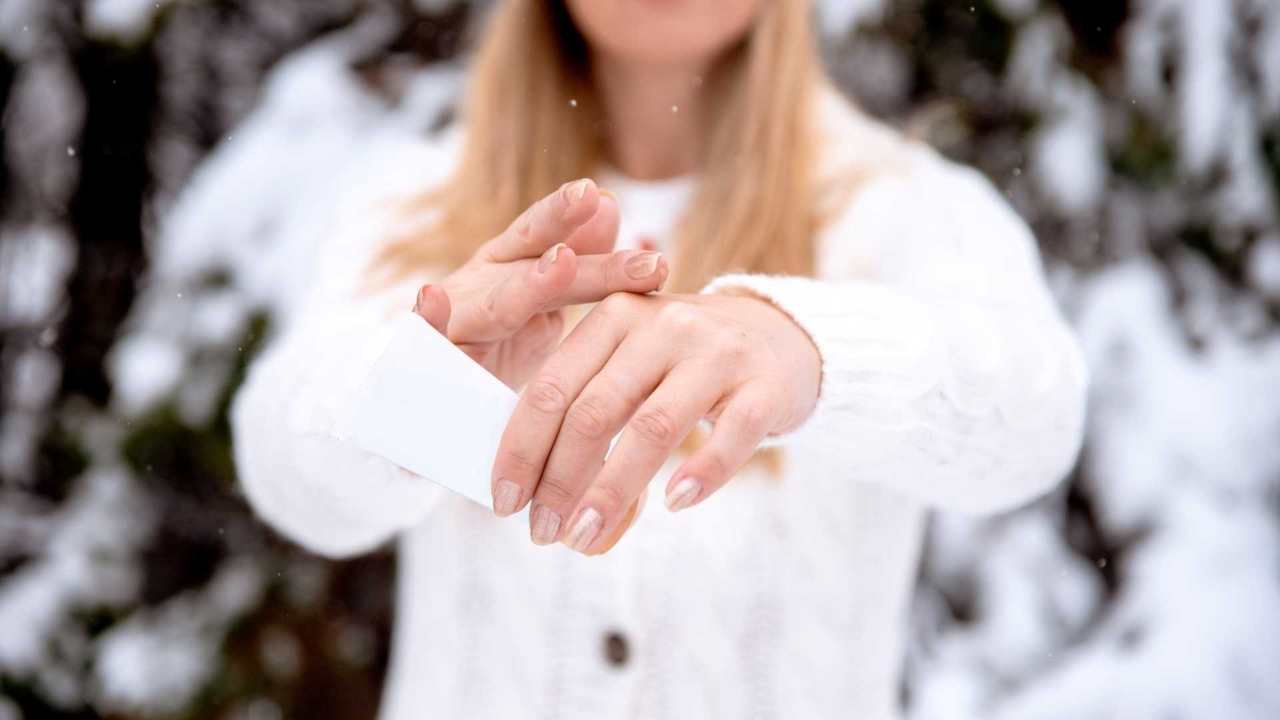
[231,90,1087,720]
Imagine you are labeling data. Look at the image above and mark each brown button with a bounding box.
[603,631,629,667]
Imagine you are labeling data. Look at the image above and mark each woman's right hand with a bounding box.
[412,178,668,389]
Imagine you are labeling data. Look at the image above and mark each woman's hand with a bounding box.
[489,290,822,554]
[412,179,669,388]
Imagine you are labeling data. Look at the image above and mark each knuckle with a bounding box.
[565,396,614,440]
[501,447,542,476]
[526,376,570,415]
[727,397,773,437]
[512,210,533,239]
[535,473,577,505]
[656,302,703,335]
[536,189,561,218]
[711,326,751,359]
[591,482,630,516]
[604,255,629,289]
[483,284,521,332]
[598,291,635,315]
[696,449,732,484]
[629,405,681,446]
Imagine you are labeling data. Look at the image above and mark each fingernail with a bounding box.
[625,252,662,280]
[530,504,562,545]
[598,187,618,204]
[413,284,431,312]
[493,479,522,516]
[665,477,702,512]
[564,508,603,553]
[568,178,591,202]
[537,243,565,274]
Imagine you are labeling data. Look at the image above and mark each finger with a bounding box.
[562,364,722,555]
[412,283,451,335]
[563,190,620,256]
[464,243,665,343]
[593,487,646,555]
[489,296,636,520]
[485,247,668,333]
[557,249,668,305]
[483,178,600,263]
[530,325,673,546]
[459,241,578,342]
[664,381,780,513]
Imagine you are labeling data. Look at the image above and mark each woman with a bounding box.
[232,1,1087,718]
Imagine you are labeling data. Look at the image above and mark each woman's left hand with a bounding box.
[490,290,822,554]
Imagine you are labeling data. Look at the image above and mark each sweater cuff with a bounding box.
[701,273,945,456]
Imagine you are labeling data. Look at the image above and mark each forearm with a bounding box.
[704,272,1085,513]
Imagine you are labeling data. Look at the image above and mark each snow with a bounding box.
[108,38,461,418]
[1005,16,1106,215]
[6,347,60,411]
[0,224,74,482]
[990,0,1038,23]
[74,32,461,711]
[1030,88,1104,215]
[1213,108,1275,231]
[1125,0,1244,177]
[1078,263,1280,532]
[149,44,455,318]
[0,469,153,703]
[0,225,75,328]
[94,624,215,716]
[106,333,186,418]
[3,56,84,210]
[1177,0,1232,175]
[85,0,174,44]
[815,0,884,37]
[0,0,43,58]
[1253,0,1280,120]
[910,262,1280,718]
[92,559,265,716]
[1249,234,1280,297]
[976,493,1280,720]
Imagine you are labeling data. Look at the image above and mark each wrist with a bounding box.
[716,287,822,433]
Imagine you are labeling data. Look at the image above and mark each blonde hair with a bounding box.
[379,0,825,293]
[380,0,845,475]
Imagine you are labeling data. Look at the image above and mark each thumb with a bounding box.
[413,283,452,336]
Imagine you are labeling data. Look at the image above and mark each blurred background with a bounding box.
[1,0,1278,718]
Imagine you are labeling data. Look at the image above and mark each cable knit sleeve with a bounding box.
[231,139,454,558]
[702,147,1087,514]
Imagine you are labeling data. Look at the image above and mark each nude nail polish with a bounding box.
[665,477,702,512]
[530,504,562,545]
[625,252,662,280]
[537,243,564,274]
[493,479,522,516]
[569,178,591,202]
[564,508,603,553]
